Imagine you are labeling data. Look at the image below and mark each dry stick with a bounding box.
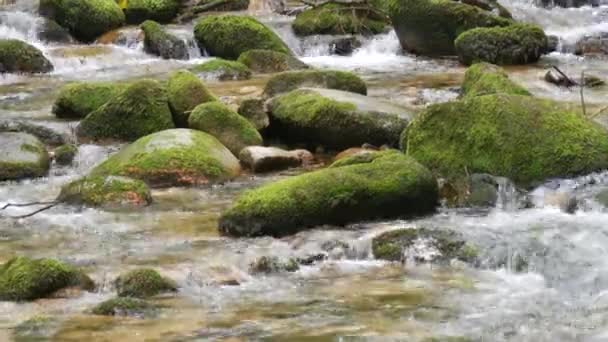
[1,201,57,210]
[580,70,587,117]
[552,65,578,87]
[7,203,59,219]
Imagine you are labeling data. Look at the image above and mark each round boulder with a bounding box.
[0,132,50,181]
[0,39,53,74]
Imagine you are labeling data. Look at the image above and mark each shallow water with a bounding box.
[1,0,608,341]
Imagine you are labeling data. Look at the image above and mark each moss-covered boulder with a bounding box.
[372,228,478,263]
[53,82,123,119]
[193,15,290,60]
[53,144,78,165]
[237,98,269,130]
[455,24,548,65]
[192,59,252,81]
[268,88,410,150]
[0,133,50,181]
[92,297,157,317]
[89,129,241,187]
[0,39,53,74]
[115,268,176,298]
[167,70,216,127]
[237,49,309,74]
[77,79,174,141]
[188,102,263,155]
[39,0,125,43]
[264,70,367,97]
[0,256,94,301]
[219,151,437,237]
[461,63,531,97]
[388,0,512,56]
[329,148,391,168]
[141,20,188,60]
[123,0,179,24]
[0,120,66,146]
[292,3,387,36]
[12,315,59,341]
[404,94,608,188]
[58,176,152,208]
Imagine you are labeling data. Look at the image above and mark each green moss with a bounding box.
[404,94,608,188]
[194,15,290,60]
[140,20,187,60]
[167,70,216,127]
[191,59,252,81]
[92,297,157,316]
[53,82,123,119]
[0,257,94,301]
[388,0,512,56]
[39,0,125,43]
[188,101,262,155]
[54,144,78,165]
[237,49,309,74]
[237,98,269,130]
[58,176,152,207]
[461,63,531,97]
[249,256,300,274]
[90,129,241,187]
[455,24,548,65]
[264,69,367,97]
[195,0,249,11]
[330,149,398,168]
[115,269,176,298]
[0,133,50,181]
[0,39,53,74]
[219,152,437,237]
[123,0,179,24]
[293,3,387,36]
[77,79,174,141]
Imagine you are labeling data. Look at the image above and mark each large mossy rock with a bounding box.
[192,59,252,81]
[0,132,50,181]
[188,102,263,155]
[89,129,241,187]
[0,39,53,74]
[404,94,608,188]
[193,15,290,60]
[455,24,548,65]
[219,151,438,237]
[292,3,387,36]
[115,268,176,298]
[387,0,511,56]
[0,257,94,301]
[237,49,309,74]
[167,70,216,127]
[77,79,174,141]
[268,88,410,150]
[39,0,125,43]
[461,63,531,97]
[264,70,367,97]
[123,0,179,24]
[141,20,188,60]
[58,176,153,208]
[53,82,123,119]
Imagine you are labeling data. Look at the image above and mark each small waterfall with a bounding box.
[0,10,41,43]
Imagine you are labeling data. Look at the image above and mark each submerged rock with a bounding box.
[268,88,411,150]
[53,82,123,119]
[0,256,94,301]
[461,63,531,97]
[237,49,309,74]
[58,176,153,208]
[12,316,59,341]
[37,19,73,43]
[0,132,50,181]
[0,39,53,74]
[237,98,270,130]
[264,69,367,97]
[92,297,158,317]
[194,15,290,60]
[219,152,437,237]
[167,70,216,127]
[249,256,299,274]
[115,268,177,298]
[329,36,362,56]
[0,120,66,145]
[123,0,179,24]
[239,146,310,173]
[575,33,608,56]
[89,129,241,187]
[53,144,78,165]
[292,3,387,36]
[141,20,188,60]
[192,59,252,81]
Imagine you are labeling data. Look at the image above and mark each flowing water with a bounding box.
[1,0,608,340]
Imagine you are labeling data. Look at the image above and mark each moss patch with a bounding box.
[123,0,179,24]
[140,20,188,60]
[58,176,152,207]
[167,70,216,127]
[237,49,309,74]
[92,297,157,316]
[293,3,387,36]
[264,69,367,97]
[237,98,269,130]
[0,133,50,181]
[54,144,78,165]
[192,59,252,81]
[461,63,531,97]
[53,82,123,119]
[0,39,53,74]
[115,268,176,298]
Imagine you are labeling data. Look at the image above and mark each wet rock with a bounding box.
[575,33,608,56]
[192,59,252,81]
[188,102,263,155]
[167,70,216,127]
[77,79,175,141]
[92,297,158,317]
[239,146,309,173]
[37,19,73,43]
[371,228,478,263]
[268,88,411,150]
[58,176,153,208]
[237,98,270,130]
[12,315,59,341]
[249,256,299,274]
[115,268,177,298]
[455,24,548,65]
[39,0,125,43]
[465,174,499,207]
[194,15,290,60]
[460,0,512,18]
[89,129,241,188]
[461,63,531,98]
[237,49,309,74]
[0,256,95,301]
[544,69,576,87]
[53,144,78,165]
[219,152,438,237]
[546,35,559,53]
[53,82,124,119]
[292,3,387,36]
[538,0,599,7]
[0,132,50,181]
[123,0,179,24]
[334,146,378,162]
[141,20,188,60]
[0,120,66,145]
[264,69,367,97]
[0,39,53,74]
[583,75,605,88]
[330,148,390,168]
[594,189,608,208]
[329,36,362,56]
[542,191,578,214]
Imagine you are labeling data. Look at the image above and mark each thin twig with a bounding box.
[1,201,57,210]
[580,70,587,117]
[7,203,59,219]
